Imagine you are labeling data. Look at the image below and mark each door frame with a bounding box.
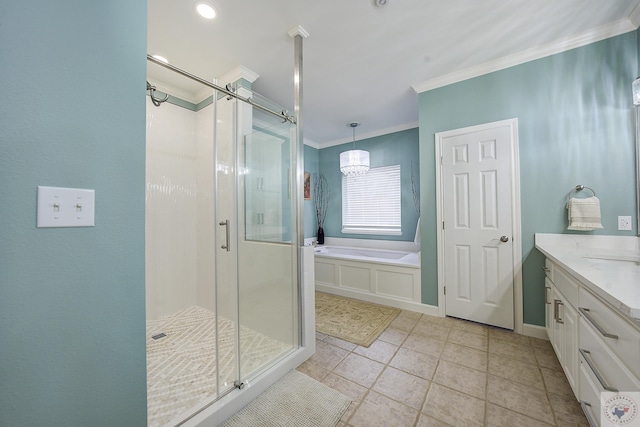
[434,118,523,333]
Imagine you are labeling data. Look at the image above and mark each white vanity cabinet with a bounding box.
[536,233,640,427]
[577,288,640,426]
[542,257,640,427]
[544,260,579,395]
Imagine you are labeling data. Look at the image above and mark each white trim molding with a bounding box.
[522,324,549,340]
[288,25,310,39]
[412,19,637,93]
[629,3,640,28]
[219,65,260,86]
[316,121,418,149]
[303,138,321,149]
[316,285,439,317]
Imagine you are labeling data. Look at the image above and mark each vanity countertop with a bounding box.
[535,233,640,322]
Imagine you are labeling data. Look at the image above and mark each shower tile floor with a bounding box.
[146,305,291,427]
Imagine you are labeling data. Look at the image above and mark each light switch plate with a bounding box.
[37,186,95,228]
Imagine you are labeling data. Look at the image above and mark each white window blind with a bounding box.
[342,164,401,235]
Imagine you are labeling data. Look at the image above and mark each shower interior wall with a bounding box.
[146,97,216,320]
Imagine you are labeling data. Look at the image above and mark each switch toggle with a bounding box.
[37,186,95,228]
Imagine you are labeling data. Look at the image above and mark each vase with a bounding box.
[317,226,325,245]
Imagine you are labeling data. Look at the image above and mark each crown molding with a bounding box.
[303,138,321,149]
[629,2,640,28]
[188,65,261,104]
[315,121,418,149]
[412,18,637,94]
[288,25,310,39]
[219,65,260,85]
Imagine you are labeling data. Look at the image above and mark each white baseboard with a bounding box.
[316,284,439,316]
[317,284,550,340]
[522,323,548,340]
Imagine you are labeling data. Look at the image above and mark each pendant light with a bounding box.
[340,122,370,176]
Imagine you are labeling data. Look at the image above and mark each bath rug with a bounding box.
[220,370,350,427]
[315,291,401,347]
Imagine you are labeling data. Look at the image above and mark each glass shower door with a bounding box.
[214,90,299,393]
[237,107,299,383]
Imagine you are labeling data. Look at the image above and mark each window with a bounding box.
[342,165,401,235]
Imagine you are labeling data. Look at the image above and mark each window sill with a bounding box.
[341,227,402,236]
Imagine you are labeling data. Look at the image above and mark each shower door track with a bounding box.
[146,54,296,124]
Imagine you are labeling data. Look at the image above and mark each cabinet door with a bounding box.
[562,301,578,394]
[545,277,554,341]
[552,287,564,361]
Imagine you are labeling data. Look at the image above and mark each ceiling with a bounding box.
[147,0,640,147]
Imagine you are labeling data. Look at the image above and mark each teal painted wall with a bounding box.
[319,128,420,241]
[304,145,320,238]
[0,2,147,425]
[418,32,638,325]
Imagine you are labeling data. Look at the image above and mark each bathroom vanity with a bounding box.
[535,233,640,426]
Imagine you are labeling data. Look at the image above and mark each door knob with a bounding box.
[500,236,509,242]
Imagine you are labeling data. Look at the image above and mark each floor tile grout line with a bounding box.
[311,309,585,426]
[344,311,420,426]
[394,312,437,427]
[534,341,561,427]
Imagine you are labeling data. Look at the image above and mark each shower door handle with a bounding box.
[219,220,230,252]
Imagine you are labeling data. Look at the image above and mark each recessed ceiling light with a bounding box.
[196,3,216,20]
[151,54,169,64]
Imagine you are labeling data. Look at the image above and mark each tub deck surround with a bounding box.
[314,246,419,268]
[534,233,640,322]
[312,238,436,315]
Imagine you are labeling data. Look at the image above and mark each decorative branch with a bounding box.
[313,173,330,229]
[411,161,420,215]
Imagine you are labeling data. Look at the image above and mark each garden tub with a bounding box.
[313,243,423,311]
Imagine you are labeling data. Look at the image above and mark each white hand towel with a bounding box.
[567,197,603,231]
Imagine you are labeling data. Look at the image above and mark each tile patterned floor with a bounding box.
[297,310,590,427]
[146,306,291,427]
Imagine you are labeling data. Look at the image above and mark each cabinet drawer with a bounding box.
[544,258,554,282]
[554,266,579,307]
[579,289,640,379]
[580,318,640,393]
[579,361,602,427]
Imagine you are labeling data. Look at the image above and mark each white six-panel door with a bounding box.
[437,120,519,330]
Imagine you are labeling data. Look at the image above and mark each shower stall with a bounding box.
[145,44,313,426]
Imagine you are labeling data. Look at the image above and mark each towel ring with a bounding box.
[570,185,596,197]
